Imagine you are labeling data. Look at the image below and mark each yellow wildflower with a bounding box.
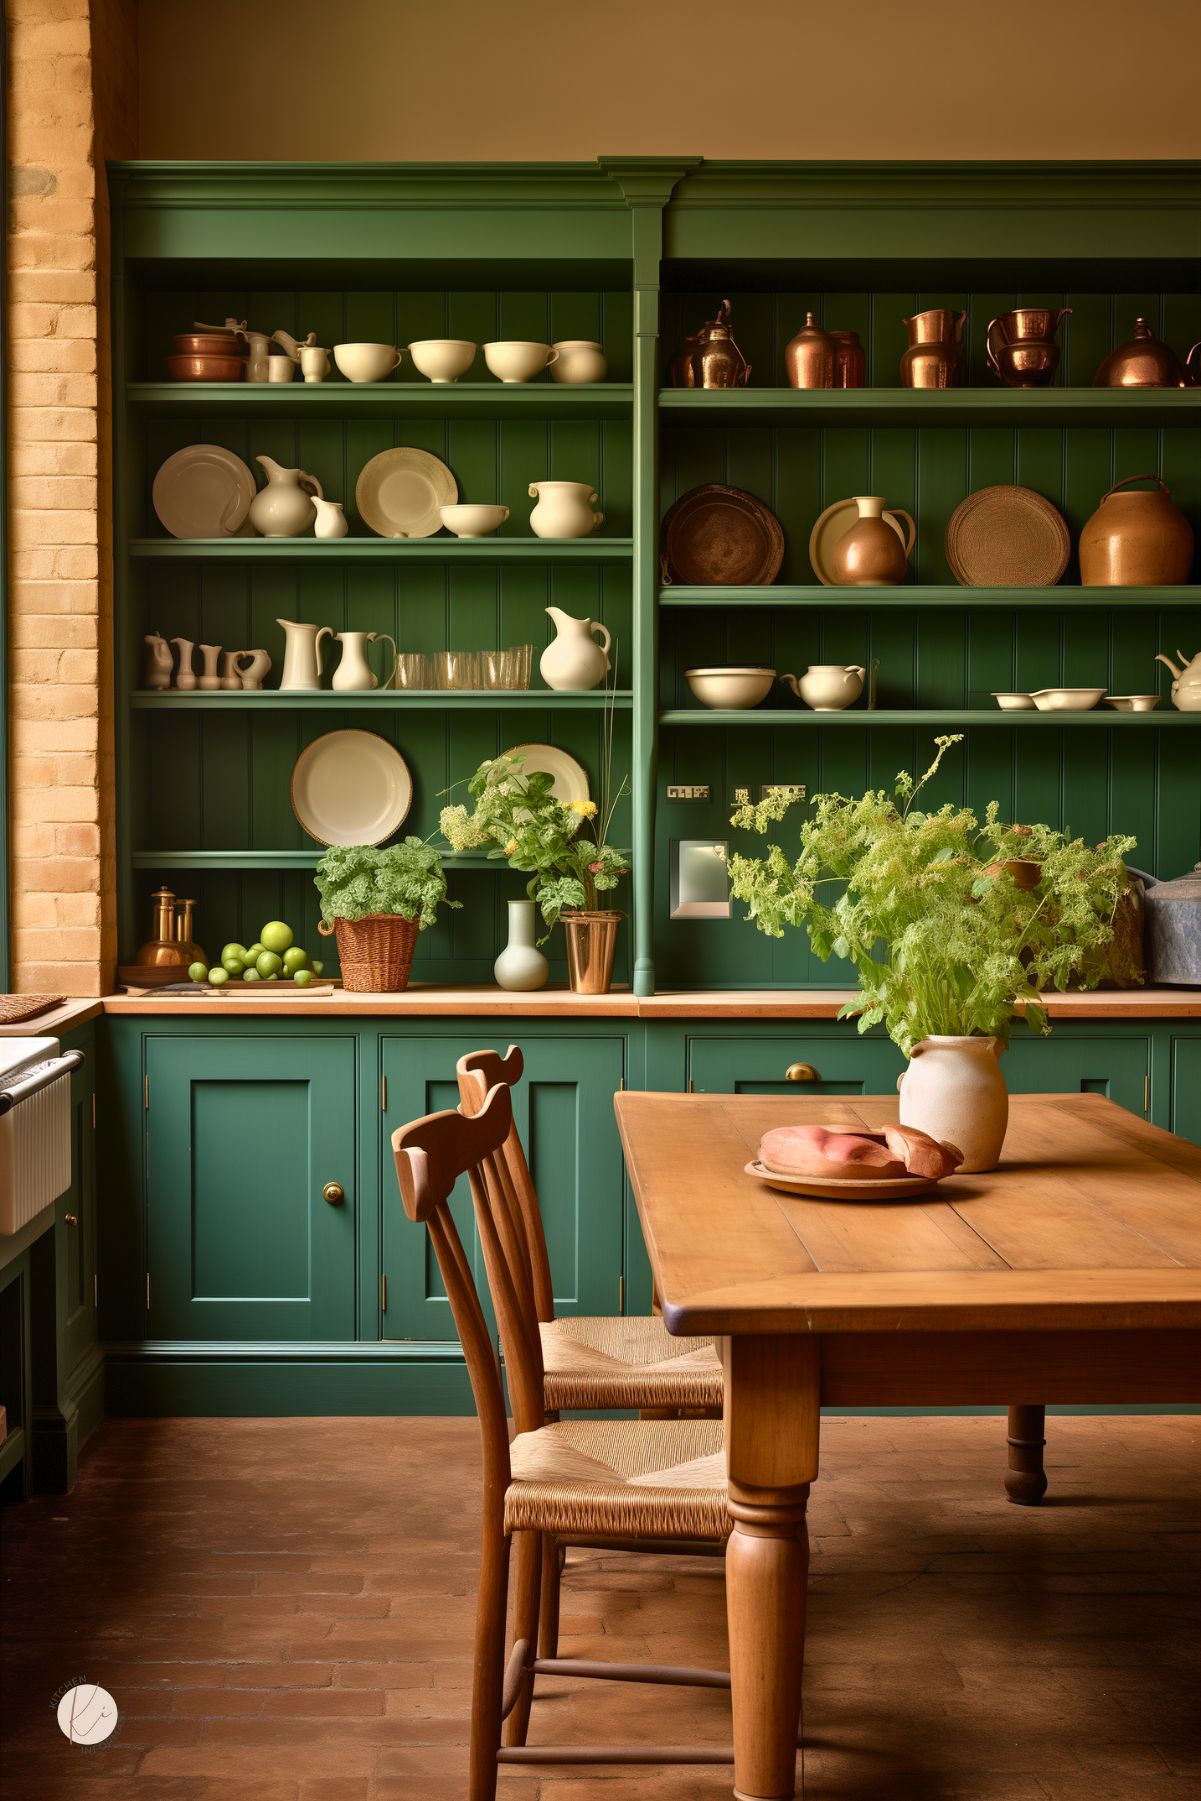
[504,840,518,856]
[568,799,598,817]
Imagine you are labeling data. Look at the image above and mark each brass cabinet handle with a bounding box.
[63,1212,78,1226]
[322,1182,345,1206]
[785,1062,818,1084]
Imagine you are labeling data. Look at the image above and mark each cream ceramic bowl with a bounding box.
[1031,687,1106,712]
[1103,694,1161,712]
[991,691,1036,710]
[407,339,477,383]
[551,340,608,384]
[483,340,558,383]
[333,342,402,383]
[439,503,509,539]
[685,666,776,710]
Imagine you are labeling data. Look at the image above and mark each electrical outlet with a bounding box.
[760,783,807,802]
[666,784,711,801]
[732,786,751,807]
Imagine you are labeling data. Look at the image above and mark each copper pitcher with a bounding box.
[669,299,751,389]
[1094,315,1199,388]
[900,308,966,389]
[986,306,1071,388]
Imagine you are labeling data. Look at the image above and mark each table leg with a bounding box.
[1005,1403,1048,1505]
[723,1334,820,1801]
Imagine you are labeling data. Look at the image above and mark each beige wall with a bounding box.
[139,0,1201,161]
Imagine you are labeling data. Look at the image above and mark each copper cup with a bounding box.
[562,910,621,995]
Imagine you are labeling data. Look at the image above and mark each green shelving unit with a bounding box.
[660,708,1198,727]
[658,387,1201,427]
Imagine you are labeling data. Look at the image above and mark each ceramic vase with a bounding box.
[539,606,612,691]
[897,1035,1009,1174]
[829,496,916,586]
[528,481,603,540]
[493,899,549,993]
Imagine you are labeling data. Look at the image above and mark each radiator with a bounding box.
[0,1038,85,1236]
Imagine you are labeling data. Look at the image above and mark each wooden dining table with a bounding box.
[615,1089,1201,1801]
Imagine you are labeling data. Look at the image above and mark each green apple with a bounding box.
[260,920,294,955]
[282,947,309,974]
[208,966,229,987]
[220,942,248,965]
[292,968,313,988]
[265,972,280,981]
[187,961,208,984]
[255,950,283,979]
[221,955,245,977]
[241,967,262,983]
[310,959,324,977]
[244,942,265,964]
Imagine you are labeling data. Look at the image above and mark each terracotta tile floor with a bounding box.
[1,1414,1198,1800]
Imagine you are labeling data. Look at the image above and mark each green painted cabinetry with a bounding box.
[1171,1038,1201,1145]
[144,1036,357,1340]
[1002,1035,1150,1116]
[688,1032,904,1096]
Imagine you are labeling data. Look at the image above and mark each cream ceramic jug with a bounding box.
[312,498,348,540]
[528,481,603,540]
[539,607,612,691]
[1155,648,1201,712]
[249,456,323,537]
[898,1035,1008,1173]
[332,630,398,692]
[277,619,333,691]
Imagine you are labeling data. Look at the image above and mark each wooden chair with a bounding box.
[456,1046,723,1418]
[392,1082,734,1795]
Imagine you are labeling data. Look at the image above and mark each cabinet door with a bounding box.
[59,1050,97,1373]
[1171,1039,1201,1145]
[146,1037,356,1340]
[1001,1034,1149,1118]
[381,1035,625,1342]
[688,1033,905,1097]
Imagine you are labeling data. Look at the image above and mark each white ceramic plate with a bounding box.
[290,730,413,846]
[152,444,256,539]
[356,448,458,539]
[1030,688,1105,712]
[991,692,1036,711]
[502,743,590,806]
[744,1159,940,1202]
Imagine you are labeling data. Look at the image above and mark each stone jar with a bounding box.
[898,1036,1009,1173]
[1079,475,1195,587]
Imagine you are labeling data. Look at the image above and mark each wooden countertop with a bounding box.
[0,999,104,1038]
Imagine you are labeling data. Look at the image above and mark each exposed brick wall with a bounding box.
[6,0,137,994]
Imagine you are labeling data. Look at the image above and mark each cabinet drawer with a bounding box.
[1001,1034,1150,1118]
[688,1033,905,1097]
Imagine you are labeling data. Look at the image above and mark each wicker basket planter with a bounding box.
[317,912,420,993]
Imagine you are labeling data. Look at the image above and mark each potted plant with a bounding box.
[313,840,459,993]
[724,735,1138,1170]
[441,754,630,995]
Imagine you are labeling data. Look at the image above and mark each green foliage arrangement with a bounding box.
[725,735,1139,1055]
[440,755,629,938]
[313,840,459,931]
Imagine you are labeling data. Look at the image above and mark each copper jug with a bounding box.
[986,307,1071,388]
[900,308,966,389]
[669,299,751,389]
[784,312,836,388]
[1093,316,1197,389]
[830,329,865,388]
[1079,474,1195,586]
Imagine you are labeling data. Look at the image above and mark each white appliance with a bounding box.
[0,1037,84,1235]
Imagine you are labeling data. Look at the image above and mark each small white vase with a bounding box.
[494,899,549,992]
[313,498,348,539]
[898,1035,1009,1173]
[539,606,612,691]
[527,480,603,540]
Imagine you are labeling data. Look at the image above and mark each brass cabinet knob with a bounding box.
[785,1062,818,1084]
[322,1182,345,1207]
[63,1213,78,1226]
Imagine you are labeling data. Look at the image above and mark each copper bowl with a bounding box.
[166,353,246,383]
[173,332,245,357]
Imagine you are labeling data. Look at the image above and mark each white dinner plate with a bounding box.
[502,743,590,806]
[290,731,413,846]
[356,447,458,539]
[152,444,257,539]
[745,1159,941,1201]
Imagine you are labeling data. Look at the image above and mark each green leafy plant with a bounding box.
[313,840,460,931]
[724,735,1139,1056]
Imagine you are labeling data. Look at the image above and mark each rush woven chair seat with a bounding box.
[392,1083,733,1795]
[457,1047,723,1417]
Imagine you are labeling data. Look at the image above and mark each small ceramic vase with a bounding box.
[528,480,603,540]
[143,632,172,690]
[170,637,197,690]
[898,1036,1009,1173]
[197,644,223,691]
[236,648,272,691]
[219,650,243,690]
[313,498,349,540]
[299,344,331,383]
[539,606,612,691]
[493,898,549,992]
[829,496,916,586]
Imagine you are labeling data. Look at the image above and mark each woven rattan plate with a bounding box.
[661,484,784,586]
[945,485,1070,587]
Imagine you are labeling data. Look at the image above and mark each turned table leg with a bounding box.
[1005,1403,1048,1505]
[723,1334,819,1801]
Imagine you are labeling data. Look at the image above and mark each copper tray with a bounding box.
[945,485,1070,587]
[661,484,784,586]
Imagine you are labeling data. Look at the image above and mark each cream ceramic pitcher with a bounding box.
[332,630,398,692]
[528,481,603,539]
[249,456,323,537]
[278,619,333,691]
[539,607,612,691]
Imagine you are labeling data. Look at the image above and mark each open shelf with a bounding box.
[129,689,631,710]
[658,388,1201,427]
[127,381,634,420]
[658,585,1201,610]
[131,851,501,870]
[129,537,633,563]
[659,708,1193,727]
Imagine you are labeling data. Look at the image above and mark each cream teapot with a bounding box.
[779,664,866,712]
[1155,648,1201,712]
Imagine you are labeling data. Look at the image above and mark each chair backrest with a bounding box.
[392,1082,546,1477]
[456,1046,555,1325]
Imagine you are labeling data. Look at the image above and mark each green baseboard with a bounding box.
[30,1343,106,1491]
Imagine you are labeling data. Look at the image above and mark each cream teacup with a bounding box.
[299,344,331,383]
[408,339,477,383]
[483,340,559,383]
[267,355,295,383]
[334,342,403,383]
[551,340,608,384]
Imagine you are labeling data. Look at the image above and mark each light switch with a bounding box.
[666,784,711,801]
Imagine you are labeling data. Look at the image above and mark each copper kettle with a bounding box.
[1093,316,1201,389]
[669,299,751,389]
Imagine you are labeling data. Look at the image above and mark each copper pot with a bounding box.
[669,300,750,389]
[173,332,246,357]
[830,329,865,388]
[900,308,966,388]
[1093,316,1194,389]
[1079,474,1195,586]
[986,307,1070,388]
[166,353,247,382]
[784,312,836,389]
